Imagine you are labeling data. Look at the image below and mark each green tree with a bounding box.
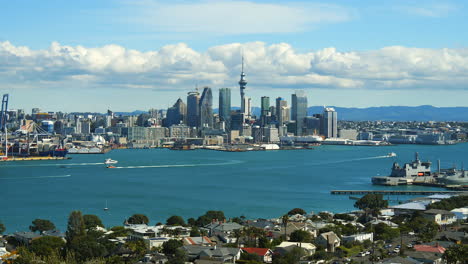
[162,239,183,256]
[190,227,201,237]
[289,230,311,242]
[443,244,468,264]
[196,210,225,226]
[282,214,289,239]
[0,221,5,234]
[371,223,400,241]
[166,215,186,226]
[126,214,149,225]
[287,208,306,215]
[66,211,86,244]
[167,248,188,264]
[125,238,147,257]
[29,219,56,233]
[30,236,65,257]
[354,194,388,216]
[83,214,104,229]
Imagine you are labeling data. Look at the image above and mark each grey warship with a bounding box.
[435,163,468,185]
[372,153,435,186]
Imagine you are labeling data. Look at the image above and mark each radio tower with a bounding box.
[238,56,247,114]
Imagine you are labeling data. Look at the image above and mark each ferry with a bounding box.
[104,158,118,165]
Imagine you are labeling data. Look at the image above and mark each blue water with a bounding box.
[1,143,467,233]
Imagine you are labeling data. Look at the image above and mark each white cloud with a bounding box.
[1,41,468,93]
[122,0,353,34]
[398,2,457,17]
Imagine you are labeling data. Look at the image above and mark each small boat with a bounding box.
[387,152,397,157]
[103,200,109,211]
[104,158,118,165]
[106,165,116,169]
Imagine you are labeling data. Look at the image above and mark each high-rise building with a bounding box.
[219,88,231,129]
[199,87,213,128]
[261,96,270,117]
[243,97,252,118]
[323,107,338,138]
[239,57,247,116]
[165,98,187,127]
[187,90,200,128]
[276,97,289,126]
[291,91,308,136]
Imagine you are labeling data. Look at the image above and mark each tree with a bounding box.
[287,208,306,216]
[443,244,468,264]
[83,214,104,229]
[29,219,56,233]
[190,227,201,237]
[371,223,400,241]
[289,230,311,242]
[354,194,388,213]
[282,214,289,239]
[30,236,65,257]
[196,210,225,226]
[126,214,149,225]
[162,239,183,256]
[66,211,86,243]
[0,221,5,234]
[166,215,186,226]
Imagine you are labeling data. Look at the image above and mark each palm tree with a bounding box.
[282,215,289,240]
[233,228,243,247]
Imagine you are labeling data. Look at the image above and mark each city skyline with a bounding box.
[1,0,468,111]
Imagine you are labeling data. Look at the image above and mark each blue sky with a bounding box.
[1,0,468,112]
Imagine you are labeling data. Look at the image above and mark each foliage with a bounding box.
[189,227,201,237]
[443,244,468,264]
[29,218,56,233]
[107,226,129,238]
[167,248,187,264]
[272,247,306,264]
[124,239,147,257]
[30,236,65,257]
[354,194,388,216]
[66,211,86,243]
[334,213,355,221]
[83,214,104,229]
[311,249,334,261]
[369,223,400,241]
[403,213,439,242]
[289,229,311,242]
[162,239,183,256]
[240,252,263,263]
[166,215,186,226]
[195,210,225,226]
[428,195,468,211]
[287,208,306,215]
[0,221,5,234]
[187,217,196,226]
[318,212,333,221]
[337,244,363,257]
[126,214,149,225]
[341,223,359,236]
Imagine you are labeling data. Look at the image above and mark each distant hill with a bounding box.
[307,106,468,121]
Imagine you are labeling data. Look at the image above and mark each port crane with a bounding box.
[0,94,8,159]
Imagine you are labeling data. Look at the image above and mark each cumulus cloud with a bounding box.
[121,0,353,34]
[1,41,468,92]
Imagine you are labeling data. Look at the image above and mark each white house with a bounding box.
[342,233,374,243]
[423,209,457,225]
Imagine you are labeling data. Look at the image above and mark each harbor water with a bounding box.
[1,143,467,233]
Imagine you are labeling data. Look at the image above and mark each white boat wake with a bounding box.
[111,159,243,169]
[1,174,72,180]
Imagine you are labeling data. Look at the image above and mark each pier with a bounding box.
[331,190,466,195]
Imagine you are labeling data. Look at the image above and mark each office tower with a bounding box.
[187,90,200,127]
[276,97,290,126]
[261,96,270,117]
[323,107,338,138]
[291,91,308,136]
[219,88,231,129]
[243,97,252,118]
[238,57,247,116]
[199,87,213,128]
[166,98,187,127]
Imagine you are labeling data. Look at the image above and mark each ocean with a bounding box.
[1,143,467,233]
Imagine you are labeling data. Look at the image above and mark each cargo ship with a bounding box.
[434,161,468,185]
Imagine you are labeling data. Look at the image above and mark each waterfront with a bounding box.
[1,143,467,233]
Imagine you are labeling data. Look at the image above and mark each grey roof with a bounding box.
[379,256,422,264]
[205,222,243,232]
[424,209,456,216]
[405,251,443,261]
[42,229,65,238]
[182,245,240,258]
[391,201,430,211]
[13,231,41,239]
[318,231,340,243]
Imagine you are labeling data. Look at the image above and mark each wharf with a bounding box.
[0,156,71,162]
[331,190,466,195]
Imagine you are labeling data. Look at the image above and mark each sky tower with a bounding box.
[238,57,247,114]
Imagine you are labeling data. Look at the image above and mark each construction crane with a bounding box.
[1,94,9,158]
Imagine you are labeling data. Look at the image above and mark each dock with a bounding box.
[0,157,71,162]
[331,190,466,195]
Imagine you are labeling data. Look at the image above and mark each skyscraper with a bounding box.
[238,57,247,116]
[276,97,289,126]
[291,91,308,136]
[166,98,187,126]
[187,90,200,127]
[323,107,338,138]
[219,88,231,129]
[261,96,270,117]
[199,87,213,128]
[243,96,252,118]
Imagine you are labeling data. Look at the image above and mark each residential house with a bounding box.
[203,221,243,243]
[315,231,340,252]
[241,247,273,263]
[182,245,241,263]
[405,251,445,264]
[436,231,467,244]
[342,233,374,243]
[183,236,215,246]
[413,244,446,254]
[13,231,41,244]
[270,222,317,240]
[42,230,66,241]
[450,207,468,220]
[423,209,457,225]
[390,201,431,215]
[145,237,170,249]
[275,242,316,256]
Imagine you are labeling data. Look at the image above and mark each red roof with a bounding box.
[413,244,446,253]
[242,247,271,256]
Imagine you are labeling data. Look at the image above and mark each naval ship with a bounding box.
[372,153,435,186]
[435,163,468,185]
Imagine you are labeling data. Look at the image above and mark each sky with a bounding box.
[1,0,468,112]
